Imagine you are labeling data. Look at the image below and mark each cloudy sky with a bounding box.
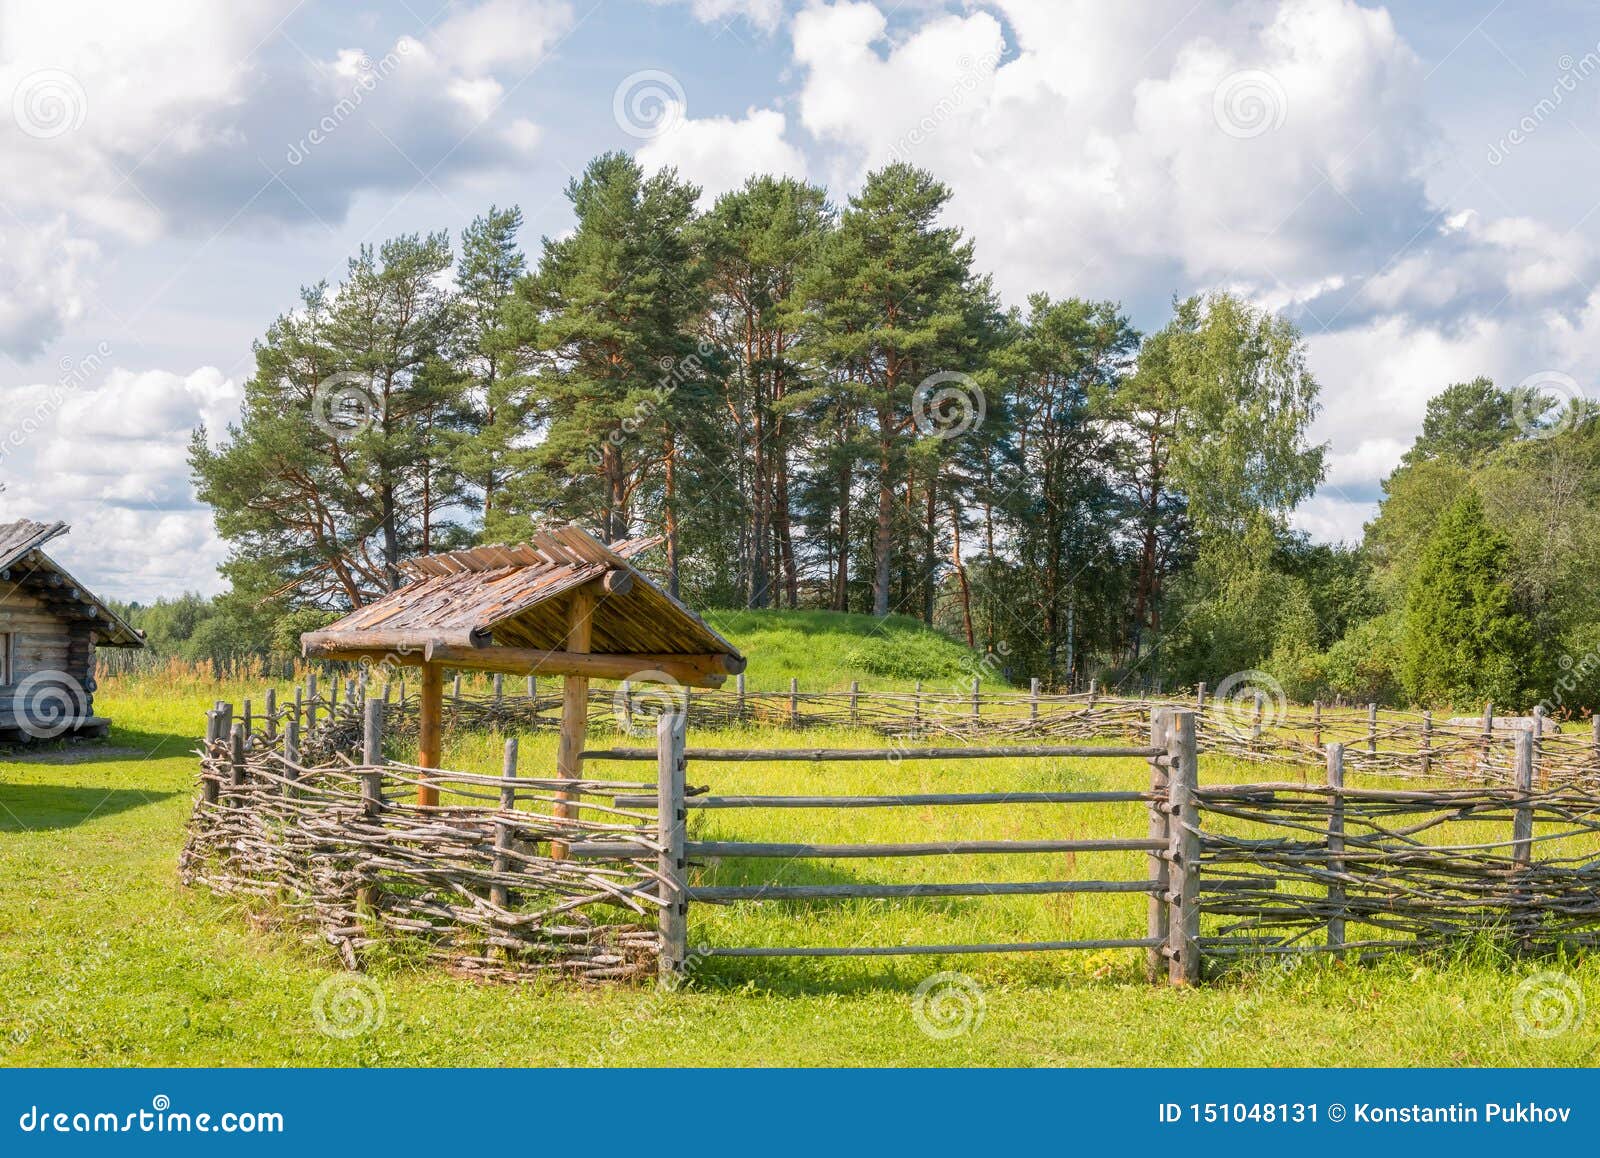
[0,0,1596,601]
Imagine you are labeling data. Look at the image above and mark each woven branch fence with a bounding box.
[1195,734,1600,961]
[180,701,663,982]
[241,672,1600,788]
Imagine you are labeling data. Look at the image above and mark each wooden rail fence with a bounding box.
[182,699,1600,987]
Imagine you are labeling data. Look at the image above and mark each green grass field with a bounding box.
[4,675,1600,1068]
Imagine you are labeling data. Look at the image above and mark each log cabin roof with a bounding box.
[0,519,145,647]
[302,526,742,664]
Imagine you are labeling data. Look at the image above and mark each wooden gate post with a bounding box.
[1512,730,1534,869]
[657,712,689,985]
[1146,708,1171,983]
[555,583,598,853]
[1326,742,1346,957]
[1165,709,1200,986]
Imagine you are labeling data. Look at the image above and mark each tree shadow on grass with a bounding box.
[0,782,179,832]
[0,724,201,768]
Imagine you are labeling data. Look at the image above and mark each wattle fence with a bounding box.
[182,698,1600,987]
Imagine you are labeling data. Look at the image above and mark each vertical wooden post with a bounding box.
[216,701,233,750]
[1366,703,1377,756]
[362,696,384,768]
[735,672,746,722]
[201,709,221,805]
[1166,709,1200,986]
[1512,730,1534,870]
[1030,677,1040,723]
[264,688,277,744]
[306,673,318,735]
[242,697,253,736]
[294,685,304,737]
[1326,742,1346,957]
[849,680,860,726]
[1592,714,1600,772]
[1146,708,1171,984]
[283,717,299,796]
[1195,682,1206,711]
[491,737,518,911]
[1419,710,1432,777]
[555,584,597,852]
[657,712,689,985]
[1312,700,1323,749]
[527,675,538,728]
[913,680,923,737]
[1250,691,1264,741]
[971,677,980,722]
[620,680,634,733]
[228,723,247,801]
[789,677,800,726]
[358,698,384,914]
[493,673,504,708]
[417,662,443,807]
[1088,678,1098,708]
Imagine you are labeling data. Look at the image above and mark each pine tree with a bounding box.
[1400,490,1538,707]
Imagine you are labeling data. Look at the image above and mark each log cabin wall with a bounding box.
[0,582,92,726]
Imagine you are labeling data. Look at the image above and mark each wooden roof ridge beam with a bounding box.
[301,625,491,658]
[419,641,744,686]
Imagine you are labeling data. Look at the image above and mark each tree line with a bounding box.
[179,151,1594,708]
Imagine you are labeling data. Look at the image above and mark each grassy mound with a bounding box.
[700,609,1011,691]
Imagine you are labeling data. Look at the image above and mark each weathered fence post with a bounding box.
[1146,708,1171,984]
[263,687,277,744]
[1250,691,1264,742]
[1592,714,1600,772]
[1166,709,1200,986]
[735,672,746,723]
[789,677,800,727]
[1420,710,1432,777]
[1366,703,1377,757]
[657,712,689,985]
[282,717,300,796]
[491,737,518,911]
[306,673,318,736]
[242,697,253,736]
[913,680,923,737]
[1030,677,1041,723]
[1088,678,1098,708]
[620,680,633,733]
[971,677,980,723]
[1512,730,1534,870]
[527,675,538,728]
[1195,682,1206,711]
[201,708,222,805]
[1312,699,1323,749]
[358,698,385,915]
[1326,742,1346,958]
[227,722,247,806]
[850,680,860,727]
[1532,706,1546,786]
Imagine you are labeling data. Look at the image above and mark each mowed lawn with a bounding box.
[3,685,1599,1067]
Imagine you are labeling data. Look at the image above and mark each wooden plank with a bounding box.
[690,880,1157,902]
[705,938,1162,958]
[1513,730,1534,869]
[682,838,1167,858]
[580,744,1165,763]
[611,791,1151,809]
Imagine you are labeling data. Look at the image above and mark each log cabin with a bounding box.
[0,519,144,741]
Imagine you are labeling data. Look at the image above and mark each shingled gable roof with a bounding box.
[301,525,742,667]
[0,519,145,647]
